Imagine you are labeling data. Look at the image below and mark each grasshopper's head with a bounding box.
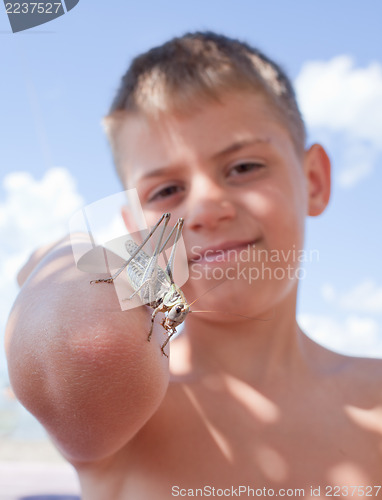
[166,302,190,329]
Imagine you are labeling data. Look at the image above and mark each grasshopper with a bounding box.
[91,213,189,356]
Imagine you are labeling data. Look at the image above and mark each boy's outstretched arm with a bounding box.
[5,237,169,465]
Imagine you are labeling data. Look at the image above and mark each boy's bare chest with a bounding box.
[126,384,382,498]
[81,384,382,500]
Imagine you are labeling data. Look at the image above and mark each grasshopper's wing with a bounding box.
[125,239,171,305]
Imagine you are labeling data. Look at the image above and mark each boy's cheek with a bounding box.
[253,196,305,250]
[241,186,299,226]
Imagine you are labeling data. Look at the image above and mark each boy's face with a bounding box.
[112,92,325,318]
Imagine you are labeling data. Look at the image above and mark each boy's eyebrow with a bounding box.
[136,137,271,181]
[211,137,271,160]
[136,165,182,181]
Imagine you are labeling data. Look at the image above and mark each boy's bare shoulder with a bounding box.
[334,354,382,437]
[341,354,382,392]
[302,332,382,381]
[312,341,382,410]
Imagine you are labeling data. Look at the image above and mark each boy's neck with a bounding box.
[170,292,304,386]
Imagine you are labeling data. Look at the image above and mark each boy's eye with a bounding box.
[228,162,265,177]
[148,184,184,202]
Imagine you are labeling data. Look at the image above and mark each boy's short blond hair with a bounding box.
[104,31,306,166]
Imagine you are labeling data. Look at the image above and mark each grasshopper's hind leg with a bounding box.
[90,213,170,285]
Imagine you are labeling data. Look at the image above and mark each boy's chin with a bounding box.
[184,266,299,320]
[184,278,264,317]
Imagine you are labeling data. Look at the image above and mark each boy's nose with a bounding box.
[186,180,236,231]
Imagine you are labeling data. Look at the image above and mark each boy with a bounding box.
[5,32,382,499]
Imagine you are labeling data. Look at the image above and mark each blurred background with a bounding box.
[1,0,381,464]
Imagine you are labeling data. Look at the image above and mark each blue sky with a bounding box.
[1,0,382,438]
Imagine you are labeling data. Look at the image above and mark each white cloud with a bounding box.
[295,56,382,188]
[308,279,382,356]
[336,138,378,188]
[298,313,382,358]
[321,283,336,302]
[295,56,382,145]
[1,168,83,251]
[337,162,372,188]
[0,168,84,382]
[321,280,382,315]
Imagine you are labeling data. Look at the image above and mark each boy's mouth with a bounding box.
[188,240,259,265]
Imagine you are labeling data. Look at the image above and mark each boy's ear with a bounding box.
[304,144,331,216]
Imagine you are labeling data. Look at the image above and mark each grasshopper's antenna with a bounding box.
[188,279,229,307]
[187,278,275,321]
[189,309,275,322]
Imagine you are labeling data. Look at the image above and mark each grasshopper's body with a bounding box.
[91,213,189,355]
[124,238,189,352]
